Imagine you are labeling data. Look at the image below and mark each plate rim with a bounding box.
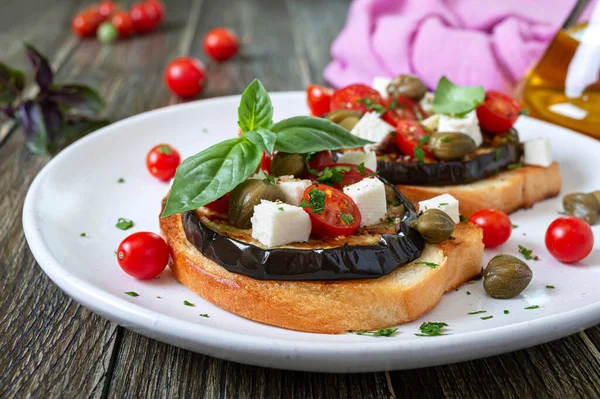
[22,92,600,372]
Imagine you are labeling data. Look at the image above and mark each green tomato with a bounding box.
[97,22,118,44]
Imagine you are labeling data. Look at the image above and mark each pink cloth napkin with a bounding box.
[324,0,594,93]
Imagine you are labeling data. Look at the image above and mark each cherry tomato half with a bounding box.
[301,184,361,238]
[117,232,170,280]
[164,57,206,98]
[307,150,333,171]
[204,193,230,214]
[72,9,103,37]
[395,120,432,158]
[146,144,181,181]
[469,209,512,248]
[307,84,333,116]
[476,90,522,134]
[330,84,383,113]
[130,2,158,34]
[203,27,240,61]
[310,163,374,190]
[111,11,135,38]
[261,151,272,173]
[545,216,594,263]
[98,1,117,20]
[382,95,427,126]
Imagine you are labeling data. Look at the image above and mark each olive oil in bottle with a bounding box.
[521,1,600,137]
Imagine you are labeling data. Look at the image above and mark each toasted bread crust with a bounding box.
[160,212,484,334]
[397,163,561,218]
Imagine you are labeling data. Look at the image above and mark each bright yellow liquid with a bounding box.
[521,23,600,137]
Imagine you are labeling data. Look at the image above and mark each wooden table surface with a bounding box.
[1,0,600,397]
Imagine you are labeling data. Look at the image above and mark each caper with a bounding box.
[482,255,533,299]
[386,74,427,101]
[563,192,600,225]
[410,209,456,244]
[229,180,285,228]
[270,152,306,177]
[428,132,476,161]
[325,109,363,131]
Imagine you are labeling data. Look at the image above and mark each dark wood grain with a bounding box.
[1,0,600,398]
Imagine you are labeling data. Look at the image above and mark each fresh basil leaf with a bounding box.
[24,43,53,91]
[432,76,485,116]
[49,84,106,114]
[271,116,373,153]
[243,128,276,155]
[0,62,25,103]
[237,79,273,133]
[162,137,262,217]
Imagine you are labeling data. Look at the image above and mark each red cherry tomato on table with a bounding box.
[301,184,361,238]
[204,193,230,214]
[307,84,333,116]
[307,150,333,171]
[98,1,117,20]
[545,216,594,263]
[309,163,374,190]
[146,144,181,181]
[164,57,206,98]
[469,209,512,248]
[117,232,170,280]
[130,2,158,33]
[330,84,383,113]
[395,120,432,158]
[476,90,522,134]
[203,27,240,61]
[72,9,103,37]
[145,0,165,25]
[382,95,427,125]
[111,11,135,38]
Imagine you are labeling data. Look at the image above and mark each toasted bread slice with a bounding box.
[160,212,484,334]
[397,162,561,218]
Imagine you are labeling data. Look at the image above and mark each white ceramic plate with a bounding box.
[23,92,600,373]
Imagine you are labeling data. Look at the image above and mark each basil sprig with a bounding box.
[162,79,373,217]
[432,76,485,116]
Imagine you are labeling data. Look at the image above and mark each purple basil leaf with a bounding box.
[62,116,110,140]
[49,84,106,114]
[24,43,53,91]
[18,99,63,154]
[0,62,25,103]
[40,99,64,142]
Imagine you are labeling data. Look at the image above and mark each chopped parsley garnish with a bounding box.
[507,163,522,170]
[317,166,351,186]
[519,108,530,116]
[278,207,284,211]
[304,189,326,214]
[117,177,125,183]
[503,134,518,143]
[438,202,448,206]
[466,291,471,295]
[388,94,398,110]
[299,199,309,208]
[440,136,452,143]
[356,162,366,175]
[156,145,172,155]
[357,98,386,114]
[199,314,210,318]
[80,232,87,237]
[459,215,468,223]
[354,328,398,337]
[125,291,139,297]
[368,170,379,177]
[415,261,438,268]
[340,213,354,225]
[414,135,432,163]
[264,173,276,185]
[415,322,448,337]
[480,315,494,320]
[525,305,540,310]
[495,149,501,161]
[546,285,555,289]
[183,300,195,307]
[468,310,487,315]
[518,245,534,260]
[116,218,134,230]
[512,224,518,229]
[390,200,401,206]
[504,310,510,314]
[386,215,396,224]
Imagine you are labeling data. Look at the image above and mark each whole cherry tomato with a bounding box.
[117,232,170,280]
[130,2,158,34]
[146,144,181,181]
[469,209,512,248]
[98,1,117,20]
[395,120,432,158]
[307,150,333,170]
[145,0,165,25]
[204,193,230,214]
[203,27,240,61]
[476,90,522,134]
[330,84,383,113]
[382,95,427,126]
[310,163,374,190]
[72,9,103,37]
[164,57,206,98]
[111,11,135,38]
[307,84,333,116]
[545,216,594,263]
[301,184,361,238]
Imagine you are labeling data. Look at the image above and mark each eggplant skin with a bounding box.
[182,180,425,281]
[377,141,522,186]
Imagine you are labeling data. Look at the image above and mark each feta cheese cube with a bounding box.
[371,76,391,99]
[276,179,312,206]
[418,194,460,224]
[251,201,311,247]
[343,177,387,227]
[438,111,483,147]
[351,112,395,150]
[421,114,440,132]
[420,92,435,114]
[336,150,377,172]
[524,138,553,167]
